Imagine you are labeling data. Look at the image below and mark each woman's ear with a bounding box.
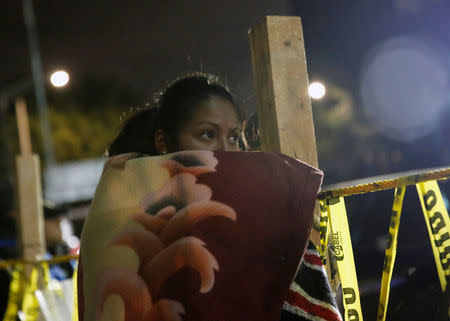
[154,129,169,155]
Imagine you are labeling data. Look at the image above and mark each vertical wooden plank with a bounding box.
[249,16,318,166]
[16,156,46,262]
[15,98,46,276]
[15,98,32,156]
[249,16,320,243]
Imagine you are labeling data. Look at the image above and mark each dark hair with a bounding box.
[244,112,261,150]
[108,72,244,156]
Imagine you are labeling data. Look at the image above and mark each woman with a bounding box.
[81,72,341,321]
[108,72,244,157]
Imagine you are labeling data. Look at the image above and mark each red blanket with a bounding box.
[78,151,323,321]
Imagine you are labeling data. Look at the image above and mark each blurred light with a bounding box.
[376,235,387,252]
[395,0,421,14]
[50,70,69,87]
[309,82,326,99]
[407,267,417,276]
[361,37,448,142]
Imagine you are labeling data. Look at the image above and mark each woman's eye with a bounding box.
[200,130,215,140]
[229,134,241,145]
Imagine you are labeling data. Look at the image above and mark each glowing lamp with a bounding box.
[308,82,326,100]
[50,70,69,88]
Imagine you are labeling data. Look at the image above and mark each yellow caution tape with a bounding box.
[72,264,78,321]
[320,166,450,200]
[44,262,65,308]
[2,265,26,321]
[416,180,450,291]
[318,201,331,263]
[21,266,41,321]
[327,197,364,321]
[377,186,406,321]
[35,262,75,320]
[44,263,65,298]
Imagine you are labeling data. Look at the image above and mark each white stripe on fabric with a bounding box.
[289,282,342,319]
[283,301,329,321]
[302,260,326,272]
[305,249,322,258]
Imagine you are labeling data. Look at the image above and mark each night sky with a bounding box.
[1,0,295,100]
[2,0,448,100]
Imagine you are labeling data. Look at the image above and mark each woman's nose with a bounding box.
[215,136,231,151]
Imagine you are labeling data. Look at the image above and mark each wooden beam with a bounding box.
[249,16,319,236]
[249,16,318,166]
[249,14,340,292]
[15,98,46,277]
[15,98,32,156]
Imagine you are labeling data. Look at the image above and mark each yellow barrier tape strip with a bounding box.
[320,167,450,200]
[2,265,26,321]
[416,180,450,291]
[327,197,363,321]
[72,264,78,321]
[319,201,330,263]
[376,186,406,321]
[36,262,70,320]
[21,266,41,321]
[43,261,65,298]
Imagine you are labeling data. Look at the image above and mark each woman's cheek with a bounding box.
[178,137,214,151]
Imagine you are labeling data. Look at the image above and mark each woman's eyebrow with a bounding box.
[196,122,241,132]
[196,121,219,128]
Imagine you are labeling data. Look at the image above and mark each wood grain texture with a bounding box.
[15,97,46,278]
[15,98,32,156]
[249,16,318,166]
[16,155,46,265]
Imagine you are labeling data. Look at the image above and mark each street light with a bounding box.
[50,70,70,88]
[0,68,69,173]
[308,82,326,100]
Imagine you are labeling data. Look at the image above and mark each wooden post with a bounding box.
[15,97,46,276]
[249,16,320,242]
[249,14,340,291]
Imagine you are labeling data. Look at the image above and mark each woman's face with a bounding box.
[175,96,242,152]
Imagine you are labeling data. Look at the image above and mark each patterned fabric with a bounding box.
[281,242,342,321]
[78,151,323,321]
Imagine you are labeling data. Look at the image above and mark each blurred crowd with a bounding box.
[0,177,79,319]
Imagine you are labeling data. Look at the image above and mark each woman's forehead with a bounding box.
[189,97,240,126]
